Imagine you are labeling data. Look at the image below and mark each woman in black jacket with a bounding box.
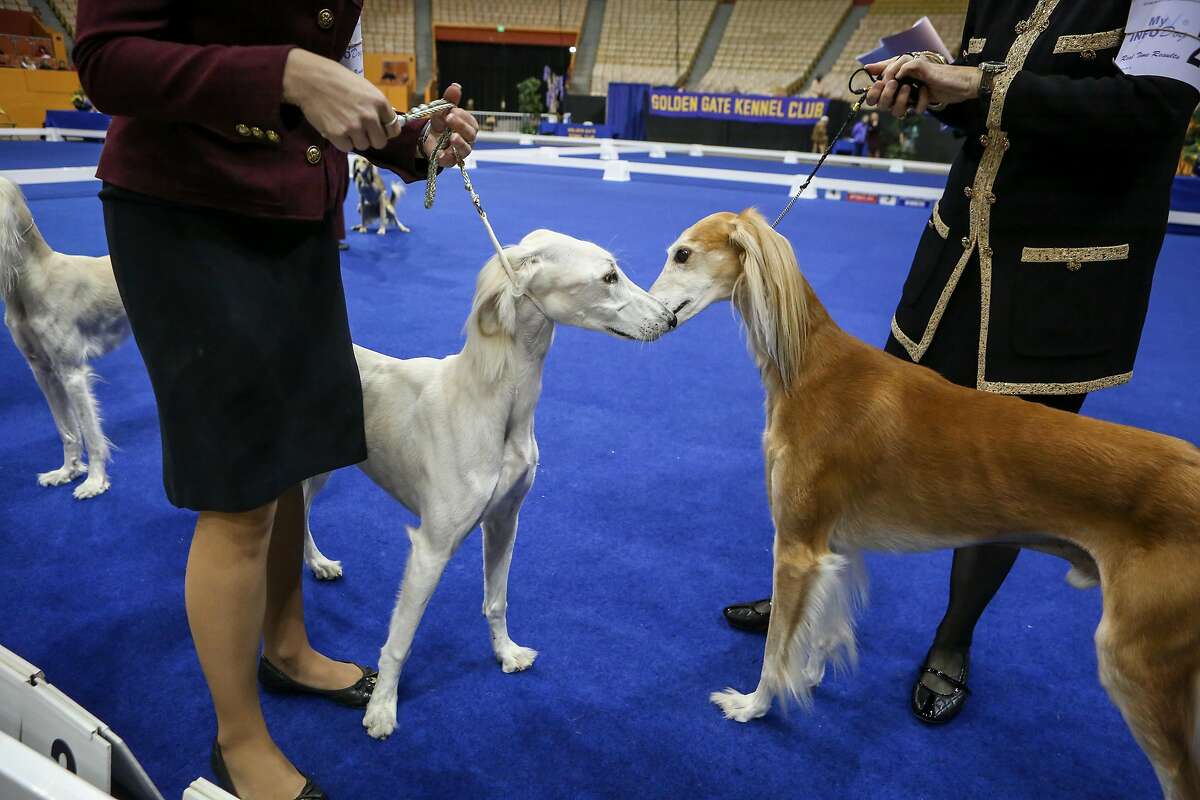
[722,0,1198,726]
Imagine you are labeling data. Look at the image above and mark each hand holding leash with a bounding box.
[415,83,480,166]
[862,52,980,117]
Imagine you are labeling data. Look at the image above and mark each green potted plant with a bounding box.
[517,76,544,135]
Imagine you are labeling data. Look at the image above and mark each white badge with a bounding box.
[1116,0,1200,92]
[341,17,364,76]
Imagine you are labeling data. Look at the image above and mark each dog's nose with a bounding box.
[667,311,678,329]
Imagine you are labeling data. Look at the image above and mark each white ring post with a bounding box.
[602,161,631,182]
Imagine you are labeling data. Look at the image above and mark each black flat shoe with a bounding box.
[722,598,772,633]
[210,739,327,799]
[258,657,377,708]
[911,648,970,725]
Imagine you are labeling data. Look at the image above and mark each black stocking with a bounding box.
[932,544,1021,649]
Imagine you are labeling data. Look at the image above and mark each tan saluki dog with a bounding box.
[649,208,1200,800]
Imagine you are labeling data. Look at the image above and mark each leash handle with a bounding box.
[394,99,455,127]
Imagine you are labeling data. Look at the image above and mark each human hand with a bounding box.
[421,83,480,167]
[864,54,982,118]
[282,48,399,152]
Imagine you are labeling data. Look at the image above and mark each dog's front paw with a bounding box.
[376,228,387,236]
[73,474,110,500]
[710,688,770,723]
[352,224,367,233]
[496,644,538,674]
[363,695,397,740]
[38,463,86,487]
[308,555,344,581]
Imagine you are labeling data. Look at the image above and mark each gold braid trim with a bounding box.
[976,0,1061,391]
[967,37,987,54]
[979,371,1133,396]
[1053,28,1124,54]
[890,314,920,358]
[929,201,950,239]
[1020,244,1130,264]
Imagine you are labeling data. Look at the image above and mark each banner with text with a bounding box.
[648,89,829,126]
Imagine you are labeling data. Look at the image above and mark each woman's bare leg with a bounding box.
[262,484,363,689]
[186,501,306,800]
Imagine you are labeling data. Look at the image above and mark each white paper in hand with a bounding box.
[341,18,365,76]
[1116,0,1200,93]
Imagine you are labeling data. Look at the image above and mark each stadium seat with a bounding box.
[700,0,850,96]
[590,0,716,96]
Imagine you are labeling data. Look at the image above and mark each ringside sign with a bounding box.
[649,89,829,126]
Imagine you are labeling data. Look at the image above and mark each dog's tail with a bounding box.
[0,176,30,298]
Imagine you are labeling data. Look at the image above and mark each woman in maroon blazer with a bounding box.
[74,4,478,798]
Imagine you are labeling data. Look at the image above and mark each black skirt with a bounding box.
[100,184,367,513]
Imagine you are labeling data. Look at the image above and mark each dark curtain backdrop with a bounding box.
[605,83,650,140]
[436,41,571,111]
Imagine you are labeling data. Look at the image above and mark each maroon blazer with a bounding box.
[75,1,426,221]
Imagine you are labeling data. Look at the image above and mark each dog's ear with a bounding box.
[728,208,806,387]
[475,288,514,338]
[470,250,524,339]
[502,242,544,296]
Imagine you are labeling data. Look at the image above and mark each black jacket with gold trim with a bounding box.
[887,0,1198,395]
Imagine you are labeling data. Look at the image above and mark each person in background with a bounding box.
[74,2,478,798]
[811,115,829,153]
[867,110,882,157]
[721,0,1197,730]
[851,113,868,156]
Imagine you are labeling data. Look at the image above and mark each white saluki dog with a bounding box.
[302,229,677,739]
[0,177,129,498]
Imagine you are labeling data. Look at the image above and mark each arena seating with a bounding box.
[362,0,416,54]
[0,0,32,13]
[699,0,849,96]
[45,0,72,34]
[817,0,967,99]
[591,0,715,96]
[432,0,586,30]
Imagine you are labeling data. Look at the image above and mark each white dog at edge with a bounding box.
[0,177,129,499]
[301,230,677,739]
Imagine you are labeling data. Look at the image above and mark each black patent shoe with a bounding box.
[210,739,327,799]
[258,657,378,708]
[911,648,971,725]
[722,598,772,633]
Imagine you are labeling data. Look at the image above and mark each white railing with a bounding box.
[471,111,540,133]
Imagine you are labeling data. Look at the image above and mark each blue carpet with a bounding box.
[1,150,1197,800]
[0,141,105,169]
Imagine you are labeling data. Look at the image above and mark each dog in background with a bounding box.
[650,208,1200,799]
[302,230,677,739]
[0,176,129,499]
[351,156,410,236]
